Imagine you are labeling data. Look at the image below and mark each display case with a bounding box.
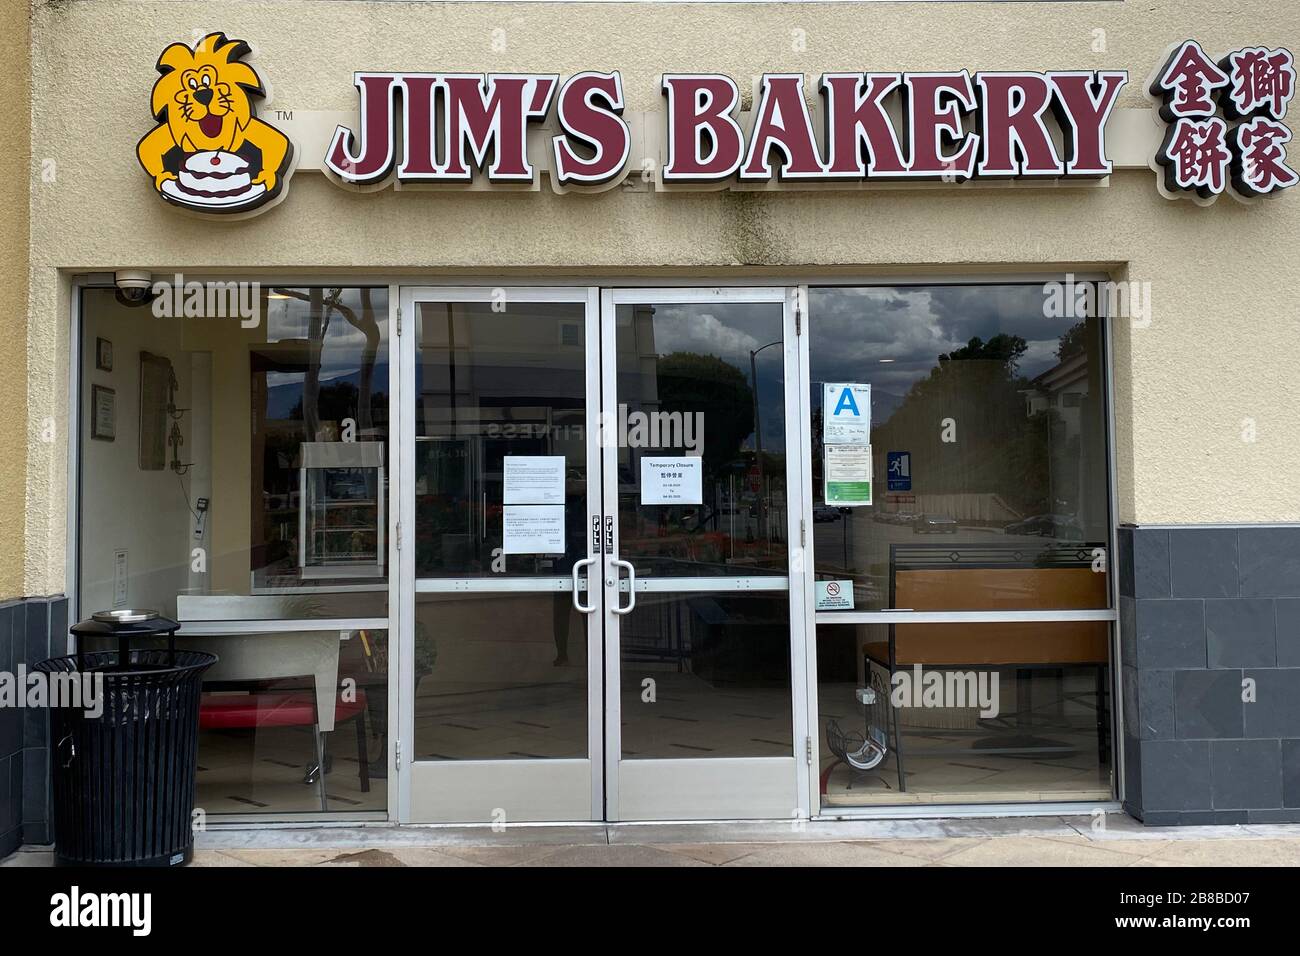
[298,441,386,579]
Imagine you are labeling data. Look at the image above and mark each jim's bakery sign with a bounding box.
[137,33,1295,217]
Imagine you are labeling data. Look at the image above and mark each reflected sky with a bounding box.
[808,285,1088,421]
[260,287,390,419]
[633,302,786,452]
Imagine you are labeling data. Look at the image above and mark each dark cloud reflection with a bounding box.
[808,284,1087,399]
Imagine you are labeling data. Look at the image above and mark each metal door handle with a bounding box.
[611,558,636,615]
[572,556,598,613]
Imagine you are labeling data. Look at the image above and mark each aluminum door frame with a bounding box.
[598,286,812,821]
[397,286,604,823]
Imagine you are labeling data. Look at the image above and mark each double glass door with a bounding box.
[396,287,806,822]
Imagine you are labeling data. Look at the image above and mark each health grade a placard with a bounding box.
[823,383,871,445]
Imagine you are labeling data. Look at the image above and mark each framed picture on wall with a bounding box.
[138,351,172,470]
[95,337,113,372]
[91,385,115,441]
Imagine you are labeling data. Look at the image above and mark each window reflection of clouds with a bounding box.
[809,285,1085,393]
[649,304,772,362]
[259,288,390,421]
[647,302,786,450]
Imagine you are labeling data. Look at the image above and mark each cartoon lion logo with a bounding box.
[136,32,294,214]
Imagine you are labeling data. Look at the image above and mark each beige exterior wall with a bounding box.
[22,0,1300,595]
[1,2,29,601]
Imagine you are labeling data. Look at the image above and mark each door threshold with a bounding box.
[206,812,391,828]
[196,808,1137,851]
[814,800,1124,821]
[203,802,1122,831]
[202,802,1124,836]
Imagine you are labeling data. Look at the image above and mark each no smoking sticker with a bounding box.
[815,579,855,611]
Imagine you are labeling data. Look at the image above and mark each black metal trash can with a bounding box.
[35,610,216,867]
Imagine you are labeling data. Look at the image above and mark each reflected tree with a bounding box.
[655,351,754,478]
[275,287,384,439]
[872,333,1058,518]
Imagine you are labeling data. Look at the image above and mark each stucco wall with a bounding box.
[1,2,29,601]
[23,0,1300,595]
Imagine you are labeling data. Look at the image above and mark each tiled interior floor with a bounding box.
[193,666,1111,815]
[195,721,387,815]
[413,675,589,760]
[619,671,792,758]
[413,670,792,760]
[196,679,1111,813]
[819,676,1112,806]
[822,750,1112,806]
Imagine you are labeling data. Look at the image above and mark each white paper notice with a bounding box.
[640,457,703,504]
[503,456,565,505]
[502,505,566,554]
[823,383,872,445]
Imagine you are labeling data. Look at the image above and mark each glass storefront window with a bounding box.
[72,279,1115,819]
[414,301,588,577]
[808,282,1114,809]
[413,593,588,760]
[614,301,788,576]
[619,591,792,759]
[77,285,390,814]
[817,620,1112,806]
[808,284,1111,612]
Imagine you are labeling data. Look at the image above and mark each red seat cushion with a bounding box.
[200,690,368,730]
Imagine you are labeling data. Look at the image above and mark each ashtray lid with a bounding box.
[92,608,159,625]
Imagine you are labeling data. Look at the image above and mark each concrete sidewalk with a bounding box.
[6,813,1300,867]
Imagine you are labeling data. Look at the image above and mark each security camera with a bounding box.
[114,270,156,306]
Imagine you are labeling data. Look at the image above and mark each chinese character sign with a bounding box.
[1149,39,1297,202]
[1151,39,1229,120]
[1232,118,1299,196]
[1223,47,1295,120]
[1159,117,1231,194]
